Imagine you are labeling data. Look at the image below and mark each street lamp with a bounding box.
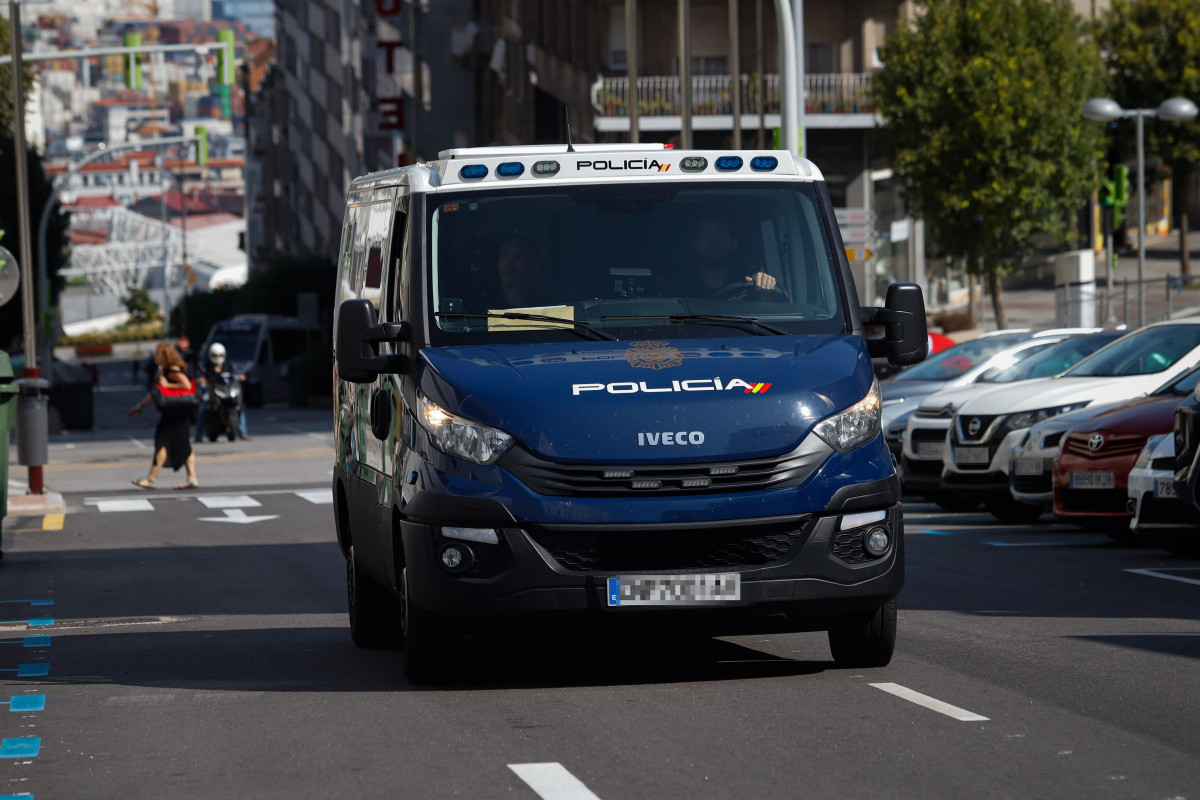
[1082,96,1199,328]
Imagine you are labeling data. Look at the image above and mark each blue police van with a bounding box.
[333,144,926,682]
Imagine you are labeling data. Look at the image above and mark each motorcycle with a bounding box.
[203,370,243,442]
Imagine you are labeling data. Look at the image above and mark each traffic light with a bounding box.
[196,126,208,166]
[123,33,143,89]
[216,30,235,87]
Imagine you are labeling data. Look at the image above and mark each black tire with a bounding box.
[347,544,399,648]
[829,597,897,668]
[985,495,1044,524]
[926,491,981,513]
[401,566,463,684]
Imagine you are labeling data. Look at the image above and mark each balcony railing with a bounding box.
[591,73,875,117]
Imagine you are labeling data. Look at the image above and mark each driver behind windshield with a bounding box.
[688,216,778,296]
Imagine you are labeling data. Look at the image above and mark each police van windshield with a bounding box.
[428,182,846,341]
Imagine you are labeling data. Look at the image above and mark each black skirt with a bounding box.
[153,406,194,471]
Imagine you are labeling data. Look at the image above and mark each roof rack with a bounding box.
[437,143,671,160]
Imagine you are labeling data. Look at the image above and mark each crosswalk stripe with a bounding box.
[197,495,262,509]
[295,489,333,504]
[96,499,154,513]
[509,763,602,800]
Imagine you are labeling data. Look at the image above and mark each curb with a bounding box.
[4,480,66,518]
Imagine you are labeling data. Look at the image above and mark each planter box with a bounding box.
[74,344,114,357]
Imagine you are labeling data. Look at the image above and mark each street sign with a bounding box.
[845,247,874,262]
[840,227,875,244]
[835,208,877,226]
[0,244,20,307]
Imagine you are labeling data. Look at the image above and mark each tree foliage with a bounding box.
[1098,0,1200,216]
[872,0,1107,327]
[0,15,36,138]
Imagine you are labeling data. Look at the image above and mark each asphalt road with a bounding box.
[3,374,1200,797]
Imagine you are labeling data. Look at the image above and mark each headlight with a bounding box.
[417,393,514,466]
[814,379,881,453]
[1008,402,1090,429]
[1135,434,1168,469]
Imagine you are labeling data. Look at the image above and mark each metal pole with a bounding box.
[626,0,639,144]
[791,0,804,156]
[729,0,740,149]
[678,0,692,149]
[771,0,798,154]
[1136,109,1146,328]
[9,0,35,369]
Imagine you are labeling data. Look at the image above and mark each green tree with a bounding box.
[1098,0,1200,279]
[1,15,69,351]
[123,287,160,325]
[872,0,1107,329]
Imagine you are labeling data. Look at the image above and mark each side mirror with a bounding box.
[862,283,928,367]
[335,299,409,383]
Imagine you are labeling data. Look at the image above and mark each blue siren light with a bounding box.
[458,164,489,180]
[497,162,525,177]
[715,156,743,171]
[750,156,779,171]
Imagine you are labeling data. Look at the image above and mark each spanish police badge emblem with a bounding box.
[624,340,684,370]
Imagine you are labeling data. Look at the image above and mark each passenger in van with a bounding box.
[467,235,550,311]
[686,216,780,297]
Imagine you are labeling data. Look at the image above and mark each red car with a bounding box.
[1052,378,1195,535]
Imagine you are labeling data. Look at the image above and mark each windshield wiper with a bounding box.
[434,312,618,341]
[601,313,788,336]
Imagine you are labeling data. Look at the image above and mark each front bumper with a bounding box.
[398,500,904,636]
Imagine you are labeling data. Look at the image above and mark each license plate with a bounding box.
[1070,471,1115,489]
[954,447,990,465]
[917,441,947,459]
[1155,478,1177,499]
[607,574,740,606]
[1014,458,1044,476]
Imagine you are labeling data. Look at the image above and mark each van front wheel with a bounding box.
[347,544,398,648]
[828,597,897,668]
[401,567,463,684]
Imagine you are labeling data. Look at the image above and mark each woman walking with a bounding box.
[129,342,199,490]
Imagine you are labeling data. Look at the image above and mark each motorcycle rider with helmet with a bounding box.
[194,342,250,442]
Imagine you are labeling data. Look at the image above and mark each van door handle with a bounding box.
[369,389,391,440]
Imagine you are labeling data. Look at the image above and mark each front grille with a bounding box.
[915,406,954,419]
[1138,495,1197,526]
[1150,457,1176,471]
[955,414,1005,443]
[911,428,947,443]
[1064,433,1146,459]
[833,529,870,564]
[500,436,830,497]
[1011,473,1051,494]
[527,518,811,572]
[1042,431,1065,449]
[1058,489,1129,514]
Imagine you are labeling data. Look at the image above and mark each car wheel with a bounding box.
[401,566,463,684]
[985,495,1044,524]
[347,544,399,648]
[828,597,897,668]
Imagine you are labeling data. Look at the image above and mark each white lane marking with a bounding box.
[198,509,279,525]
[86,486,329,504]
[196,495,262,509]
[869,682,989,722]
[1125,568,1200,587]
[128,437,148,451]
[295,489,333,505]
[96,499,154,513]
[509,763,602,800]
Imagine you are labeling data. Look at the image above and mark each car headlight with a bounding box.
[814,379,881,453]
[1135,434,1168,470]
[1008,402,1090,429]
[417,393,514,466]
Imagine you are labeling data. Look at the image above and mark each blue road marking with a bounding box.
[15,665,49,678]
[0,601,52,607]
[0,738,41,758]
[0,794,34,799]
[8,696,45,712]
[912,530,955,536]
[25,619,53,628]
[22,637,49,648]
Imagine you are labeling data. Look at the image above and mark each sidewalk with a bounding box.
[956,228,1200,336]
[4,477,65,518]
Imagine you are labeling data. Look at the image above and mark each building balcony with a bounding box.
[591,73,880,133]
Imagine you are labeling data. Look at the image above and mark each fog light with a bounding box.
[864,527,890,557]
[439,544,474,572]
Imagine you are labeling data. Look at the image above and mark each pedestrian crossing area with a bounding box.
[83,487,332,514]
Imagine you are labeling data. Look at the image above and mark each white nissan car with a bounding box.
[941,318,1200,522]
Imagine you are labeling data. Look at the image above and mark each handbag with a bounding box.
[151,381,199,411]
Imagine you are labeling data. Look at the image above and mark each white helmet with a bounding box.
[208,342,226,366]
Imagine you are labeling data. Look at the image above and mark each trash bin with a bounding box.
[0,351,18,551]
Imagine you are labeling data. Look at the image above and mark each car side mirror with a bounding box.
[335,299,409,383]
[862,282,928,367]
